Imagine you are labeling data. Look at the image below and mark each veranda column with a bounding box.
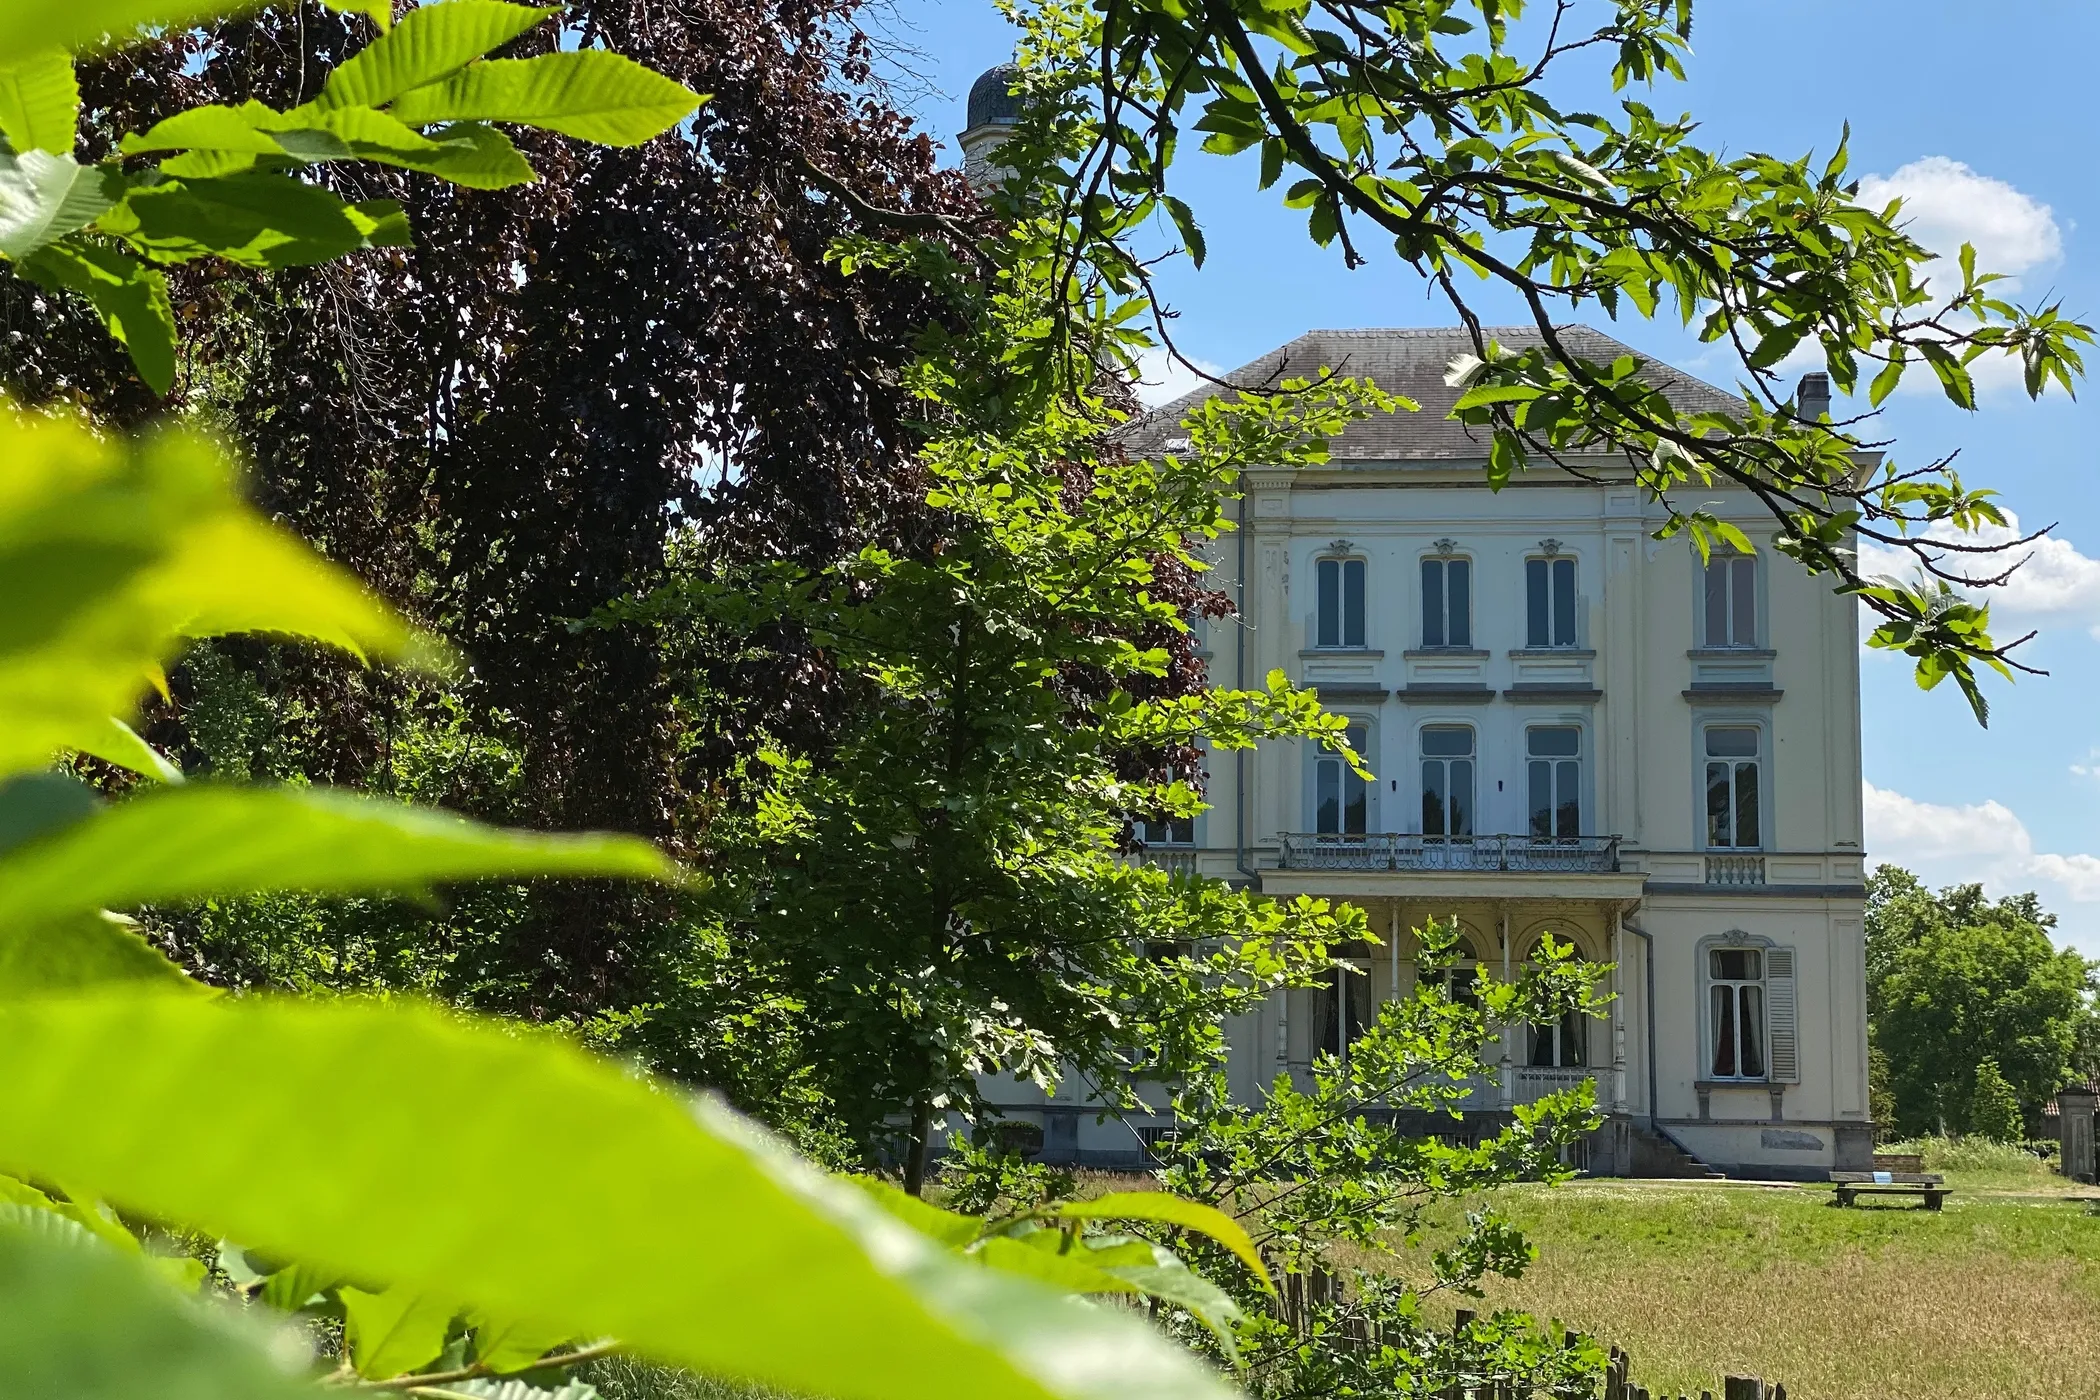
[1497,905,1514,1108]
[1610,908,1628,1112]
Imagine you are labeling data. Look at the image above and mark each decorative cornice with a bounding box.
[1433,537,1458,556]
[1538,537,1562,557]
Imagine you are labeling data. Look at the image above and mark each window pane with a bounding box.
[1739,985,1765,1077]
[1731,557,1756,646]
[1528,759,1552,838]
[1169,815,1194,844]
[1556,759,1581,837]
[1526,559,1549,648]
[1706,726,1757,758]
[1423,725,1473,757]
[1552,558,1577,645]
[1344,769,1368,835]
[1421,559,1445,647]
[1714,948,1755,980]
[1528,1021,1555,1066]
[1705,558,1730,645]
[1711,985,1736,1077]
[1561,1009,1587,1067]
[1317,558,1339,648]
[1528,726,1579,757]
[1449,759,1474,835]
[1735,760,1761,848]
[1447,559,1471,647]
[1421,761,1446,836]
[1343,559,1366,648]
[1706,761,1733,846]
[1316,760,1340,834]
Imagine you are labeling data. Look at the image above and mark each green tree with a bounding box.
[1967,1058,2023,1143]
[1868,866,2095,1135]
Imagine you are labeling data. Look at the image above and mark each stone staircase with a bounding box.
[1625,1123,1724,1179]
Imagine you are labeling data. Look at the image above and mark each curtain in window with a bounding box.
[1708,948,1766,1078]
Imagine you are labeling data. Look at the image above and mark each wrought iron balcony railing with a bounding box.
[1278,833,1621,874]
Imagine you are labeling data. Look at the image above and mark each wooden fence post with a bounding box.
[1722,1378,1763,1400]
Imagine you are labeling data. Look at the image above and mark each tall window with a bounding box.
[1317,557,1367,648]
[1421,556,1471,648]
[1136,765,1195,846]
[1526,727,1582,839]
[1703,552,1757,647]
[1526,556,1578,647]
[1313,959,1375,1061]
[1704,727,1762,849]
[1315,723,1370,837]
[1708,947,1766,1079]
[1526,940,1589,1067]
[1419,726,1474,837]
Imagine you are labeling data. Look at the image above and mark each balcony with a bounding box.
[1279,833,1621,874]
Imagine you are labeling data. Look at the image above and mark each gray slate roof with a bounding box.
[1127,325,1741,461]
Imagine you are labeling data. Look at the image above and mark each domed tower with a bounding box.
[960,62,1022,189]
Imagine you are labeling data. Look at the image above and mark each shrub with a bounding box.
[1969,1059,2025,1143]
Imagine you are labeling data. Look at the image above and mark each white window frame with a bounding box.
[1702,724,1765,850]
[1136,762,1197,848]
[1702,549,1759,649]
[1420,554,1473,649]
[1703,943,1769,1082]
[1312,720,1375,837]
[1315,555,1368,649]
[1525,725,1583,840]
[1525,555,1580,648]
[1417,722,1476,839]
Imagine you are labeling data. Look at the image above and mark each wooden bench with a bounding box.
[1830,1170,1949,1210]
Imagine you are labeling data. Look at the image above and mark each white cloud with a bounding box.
[1856,510,2100,642]
[1865,781,2100,950]
[1844,158,2065,397]
[1132,347,1227,408]
[1856,156,2063,294]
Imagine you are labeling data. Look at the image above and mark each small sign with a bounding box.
[1871,1170,1893,1184]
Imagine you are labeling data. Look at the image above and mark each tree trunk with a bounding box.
[903,1094,936,1196]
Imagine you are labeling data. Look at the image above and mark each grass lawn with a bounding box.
[1389,1142,2100,1400]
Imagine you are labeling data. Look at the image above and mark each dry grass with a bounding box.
[1391,1172,2100,1400]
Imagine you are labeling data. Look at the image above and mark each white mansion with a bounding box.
[1003,326,1875,1179]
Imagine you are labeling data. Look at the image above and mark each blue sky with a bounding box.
[889,0,2100,951]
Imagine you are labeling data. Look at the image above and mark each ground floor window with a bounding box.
[1707,947,1766,1079]
[1528,1009,1588,1067]
[1312,961,1375,1060]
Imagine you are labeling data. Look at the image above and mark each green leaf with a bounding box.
[0,51,78,154]
[0,1222,315,1400]
[62,716,184,783]
[0,774,99,858]
[0,784,675,924]
[105,171,382,269]
[468,1310,573,1374]
[319,0,393,30]
[968,1235,1141,1294]
[372,121,536,189]
[256,1259,343,1312]
[1037,1192,1271,1292]
[343,1284,456,1379]
[0,910,205,997]
[386,52,704,146]
[0,994,1239,1400]
[318,1,556,111]
[0,1,263,59]
[14,240,174,391]
[0,149,123,257]
[852,1176,984,1247]
[119,101,292,157]
[0,409,432,777]
[1099,1261,1242,1356]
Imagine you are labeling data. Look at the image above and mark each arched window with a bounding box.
[1312,940,1376,1062]
[1420,725,1475,838]
[1421,936,1484,1011]
[1525,937,1589,1068]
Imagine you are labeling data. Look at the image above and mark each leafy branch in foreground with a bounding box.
[0,0,703,392]
[995,0,2090,722]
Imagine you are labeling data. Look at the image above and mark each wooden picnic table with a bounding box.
[1829,1170,1949,1210]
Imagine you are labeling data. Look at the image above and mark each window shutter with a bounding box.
[1765,947,1798,1083]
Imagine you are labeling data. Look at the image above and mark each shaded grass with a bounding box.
[1390,1178,2100,1399]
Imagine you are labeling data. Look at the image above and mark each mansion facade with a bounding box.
[993,326,1874,1180]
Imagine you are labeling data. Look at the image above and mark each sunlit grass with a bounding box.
[1386,1173,2100,1399]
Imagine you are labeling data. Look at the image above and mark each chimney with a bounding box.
[1795,371,1831,424]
